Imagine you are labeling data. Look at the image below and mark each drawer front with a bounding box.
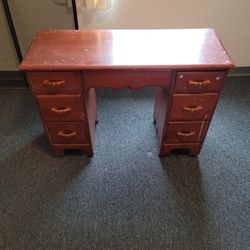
[165,121,208,143]
[37,95,85,121]
[83,70,171,90]
[45,122,89,144]
[175,71,226,93]
[28,72,82,94]
[170,93,218,121]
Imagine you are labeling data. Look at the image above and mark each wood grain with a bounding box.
[20,29,234,71]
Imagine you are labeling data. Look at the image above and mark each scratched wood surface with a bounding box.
[20,29,234,71]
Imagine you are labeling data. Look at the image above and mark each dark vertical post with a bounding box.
[2,0,23,62]
[72,0,79,30]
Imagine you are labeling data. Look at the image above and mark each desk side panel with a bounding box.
[154,87,170,149]
[84,88,97,153]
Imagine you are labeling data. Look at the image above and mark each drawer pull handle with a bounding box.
[188,80,211,86]
[183,105,203,112]
[51,107,72,114]
[177,131,195,137]
[42,80,66,87]
[57,131,76,138]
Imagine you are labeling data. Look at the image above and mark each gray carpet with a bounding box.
[0,76,249,250]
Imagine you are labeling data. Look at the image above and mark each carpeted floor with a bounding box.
[0,76,249,250]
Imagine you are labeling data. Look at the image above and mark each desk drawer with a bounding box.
[175,71,226,93]
[165,121,208,143]
[37,95,85,121]
[45,122,89,144]
[170,93,218,121]
[28,72,82,94]
[83,70,171,89]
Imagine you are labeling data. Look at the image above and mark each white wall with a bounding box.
[1,0,250,69]
[78,0,250,67]
[0,0,74,70]
[0,3,19,70]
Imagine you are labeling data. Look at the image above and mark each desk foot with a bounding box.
[49,144,94,157]
[50,147,65,157]
[86,152,94,158]
[161,143,201,156]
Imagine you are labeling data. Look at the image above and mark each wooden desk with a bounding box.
[20,29,234,156]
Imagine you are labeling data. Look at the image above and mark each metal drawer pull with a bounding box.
[177,131,195,137]
[182,105,203,112]
[42,79,66,87]
[57,131,76,138]
[51,107,72,114]
[188,80,211,86]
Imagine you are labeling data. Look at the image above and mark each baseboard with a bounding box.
[0,71,27,88]
[0,68,249,88]
[228,67,250,76]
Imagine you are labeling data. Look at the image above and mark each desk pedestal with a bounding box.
[26,69,227,156]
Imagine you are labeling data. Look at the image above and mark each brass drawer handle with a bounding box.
[42,79,66,87]
[177,131,195,137]
[51,107,72,114]
[182,105,203,112]
[188,80,211,86]
[57,131,76,138]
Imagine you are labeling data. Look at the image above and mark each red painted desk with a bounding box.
[20,29,234,156]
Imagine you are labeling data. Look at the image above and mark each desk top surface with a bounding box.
[20,29,234,71]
